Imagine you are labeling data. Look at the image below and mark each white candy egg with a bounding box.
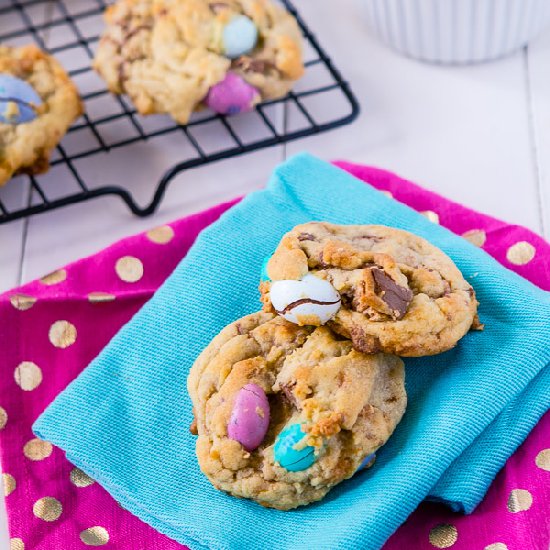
[269,273,341,326]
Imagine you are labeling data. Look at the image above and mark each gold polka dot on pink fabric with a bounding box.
[49,320,77,349]
[87,292,116,303]
[146,225,174,244]
[0,407,7,430]
[462,229,486,247]
[507,488,533,512]
[3,473,16,496]
[9,294,37,311]
[33,497,62,521]
[506,242,536,265]
[535,448,550,471]
[429,523,458,547]
[14,362,42,391]
[80,526,110,546]
[422,210,440,224]
[23,438,52,461]
[40,269,67,285]
[70,468,95,488]
[115,256,144,283]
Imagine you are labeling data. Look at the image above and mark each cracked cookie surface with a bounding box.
[261,222,480,357]
[0,45,83,186]
[94,0,304,124]
[188,312,406,510]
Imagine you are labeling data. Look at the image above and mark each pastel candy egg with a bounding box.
[357,453,376,472]
[260,257,271,282]
[270,273,341,326]
[274,423,316,472]
[222,15,258,59]
[0,74,41,104]
[206,72,260,115]
[227,383,270,451]
[0,74,41,124]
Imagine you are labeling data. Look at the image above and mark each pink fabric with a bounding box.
[0,162,548,550]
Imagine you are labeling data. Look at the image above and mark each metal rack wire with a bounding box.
[0,0,360,224]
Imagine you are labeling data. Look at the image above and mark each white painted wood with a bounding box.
[525,29,550,239]
[287,0,543,236]
[0,182,28,292]
[20,147,284,283]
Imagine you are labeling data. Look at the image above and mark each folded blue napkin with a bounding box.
[34,154,550,550]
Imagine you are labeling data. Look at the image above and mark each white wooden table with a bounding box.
[1,0,550,547]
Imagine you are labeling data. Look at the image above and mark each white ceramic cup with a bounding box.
[359,0,550,64]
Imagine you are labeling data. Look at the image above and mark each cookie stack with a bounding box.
[188,222,480,510]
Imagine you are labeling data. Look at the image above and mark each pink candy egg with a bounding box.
[227,383,270,451]
[206,72,260,115]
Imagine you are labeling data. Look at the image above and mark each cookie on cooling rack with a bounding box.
[188,312,406,510]
[260,222,481,357]
[0,44,83,186]
[93,0,304,124]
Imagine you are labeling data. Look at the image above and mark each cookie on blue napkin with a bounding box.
[188,311,407,510]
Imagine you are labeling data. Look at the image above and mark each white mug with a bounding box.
[359,0,550,64]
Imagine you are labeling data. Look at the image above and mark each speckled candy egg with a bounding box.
[227,383,270,451]
[274,423,316,472]
[0,74,41,124]
[206,72,260,115]
[222,15,258,59]
[269,273,341,326]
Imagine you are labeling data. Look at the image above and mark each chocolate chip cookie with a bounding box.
[260,222,480,357]
[94,0,304,124]
[0,45,83,186]
[188,312,406,510]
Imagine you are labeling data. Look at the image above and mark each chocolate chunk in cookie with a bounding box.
[371,267,413,319]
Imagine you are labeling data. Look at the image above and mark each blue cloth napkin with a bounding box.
[34,154,550,550]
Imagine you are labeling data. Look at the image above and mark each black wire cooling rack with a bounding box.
[0,0,359,224]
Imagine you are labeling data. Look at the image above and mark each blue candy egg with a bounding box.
[222,15,258,59]
[260,256,271,282]
[357,453,376,472]
[274,423,316,472]
[0,74,41,124]
[0,100,37,124]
